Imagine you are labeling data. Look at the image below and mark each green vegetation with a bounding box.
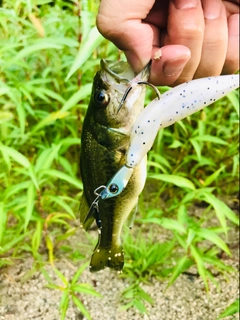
[0,0,239,319]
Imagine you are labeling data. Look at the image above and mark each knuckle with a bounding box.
[96,14,124,42]
[96,14,111,35]
[181,22,205,39]
[169,21,204,40]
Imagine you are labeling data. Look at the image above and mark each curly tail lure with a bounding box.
[99,74,239,200]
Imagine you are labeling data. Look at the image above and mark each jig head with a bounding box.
[99,165,133,199]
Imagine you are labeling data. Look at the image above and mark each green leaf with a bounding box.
[72,284,101,297]
[0,87,10,96]
[48,196,75,218]
[0,145,30,168]
[36,87,66,104]
[120,301,134,311]
[16,101,26,134]
[61,83,92,112]
[203,255,233,273]
[147,160,168,174]
[186,229,196,247]
[133,299,146,313]
[138,287,154,304]
[53,268,68,286]
[5,181,31,199]
[59,290,69,320]
[5,42,63,68]
[227,91,239,117]
[71,262,89,284]
[194,228,230,255]
[31,220,43,253]
[35,144,62,173]
[190,245,208,291]
[0,111,13,124]
[199,192,239,233]
[66,26,104,81]
[30,110,70,134]
[203,166,225,187]
[190,138,202,161]
[168,256,194,286]
[142,217,186,233]
[72,295,91,320]
[41,169,83,189]
[24,183,36,231]
[168,140,182,148]
[192,135,227,145]
[148,173,195,190]
[218,298,239,319]
[0,202,7,244]
[1,232,30,253]
[28,165,39,190]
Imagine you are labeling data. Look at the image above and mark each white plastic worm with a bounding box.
[126,75,239,168]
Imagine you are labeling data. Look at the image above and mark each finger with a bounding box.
[222,13,239,74]
[96,0,156,72]
[194,0,228,78]
[149,45,191,86]
[165,0,205,83]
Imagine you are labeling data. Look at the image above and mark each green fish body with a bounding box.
[80,60,149,272]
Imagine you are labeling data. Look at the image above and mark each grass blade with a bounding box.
[194,228,231,255]
[148,173,195,190]
[65,26,104,81]
[218,298,239,319]
[41,169,83,189]
[168,256,194,286]
[4,42,62,68]
[24,183,36,231]
[72,295,91,320]
[0,145,30,168]
[190,245,208,291]
[0,202,7,244]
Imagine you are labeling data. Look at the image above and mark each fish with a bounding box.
[79,59,150,272]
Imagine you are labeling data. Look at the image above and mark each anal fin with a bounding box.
[126,203,138,229]
[79,192,94,230]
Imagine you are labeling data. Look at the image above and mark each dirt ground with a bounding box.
[0,203,239,320]
[0,235,239,319]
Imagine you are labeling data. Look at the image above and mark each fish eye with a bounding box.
[109,183,119,194]
[94,90,110,107]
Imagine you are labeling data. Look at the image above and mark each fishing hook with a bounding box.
[117,81,161,113]
[84,186,106,229]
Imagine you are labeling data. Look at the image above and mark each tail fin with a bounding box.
[89,244,124,272]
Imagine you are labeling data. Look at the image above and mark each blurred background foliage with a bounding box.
[0,0,239,318]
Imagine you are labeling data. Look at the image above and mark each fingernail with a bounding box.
[173,0,198,9]
[202,0,222,19]
[163,59,188,77]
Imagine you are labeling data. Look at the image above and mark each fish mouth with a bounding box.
[100,59,151,84]
[100,59,153,115]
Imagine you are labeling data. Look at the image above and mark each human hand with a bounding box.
[97,0,239,86]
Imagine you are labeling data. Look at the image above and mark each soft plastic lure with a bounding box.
[99,74,239,200]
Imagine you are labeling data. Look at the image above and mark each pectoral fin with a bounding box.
[126,203,138,229]
[79,192,94,230]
